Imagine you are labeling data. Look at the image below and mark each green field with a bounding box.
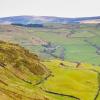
[0,24,99,65]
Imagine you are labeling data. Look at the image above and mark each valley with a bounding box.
[0,16,100,100]
[0,24,100,65]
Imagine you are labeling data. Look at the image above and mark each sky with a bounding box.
[0,0,100,18]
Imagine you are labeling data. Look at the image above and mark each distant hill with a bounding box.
[0,16,100,25]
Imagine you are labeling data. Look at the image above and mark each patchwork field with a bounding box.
[0,24,100,65]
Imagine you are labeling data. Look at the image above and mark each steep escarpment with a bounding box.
[0,40,48,75]
[0,41,50,100]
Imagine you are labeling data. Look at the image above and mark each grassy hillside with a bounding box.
[0,41,100,100]
[0,41,51,100]
[41,60,100,100]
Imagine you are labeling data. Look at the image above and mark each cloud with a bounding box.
[0,0,100,17]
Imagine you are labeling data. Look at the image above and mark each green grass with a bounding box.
[0,24,100,65]
[1,41,100,100]
[41,60,100,100]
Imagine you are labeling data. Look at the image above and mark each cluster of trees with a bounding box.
[12,23,44,28]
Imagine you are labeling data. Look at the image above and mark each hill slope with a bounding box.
[0,41,100,100]
[0,41,50,100]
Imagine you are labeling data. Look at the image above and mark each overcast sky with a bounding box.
[0,0,100,18]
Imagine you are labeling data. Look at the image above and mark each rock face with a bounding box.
[0,41,49,100]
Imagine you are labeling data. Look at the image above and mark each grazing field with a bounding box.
[41,60,100,100]
[0,24,100,65]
